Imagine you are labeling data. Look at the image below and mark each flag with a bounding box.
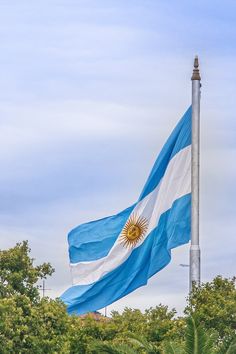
[61,107,192,315]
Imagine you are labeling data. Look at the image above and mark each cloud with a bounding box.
[0,0,235,315]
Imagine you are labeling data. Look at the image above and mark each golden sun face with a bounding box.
[120,214,149,248]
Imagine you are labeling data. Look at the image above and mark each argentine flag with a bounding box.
[61,107,191,315]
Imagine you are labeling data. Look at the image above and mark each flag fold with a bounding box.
[61,107,192,315]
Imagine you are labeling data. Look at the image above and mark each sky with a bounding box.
[0,0,235,315]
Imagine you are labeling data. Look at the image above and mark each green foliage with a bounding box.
[90,341,138,354]
[185,276,236,344]
[0,242,71,353]
[217,337,236,354]
[0,295,70,353]
[111,305,181,347]
[162,316,236,354]
[67,315,119,354]
[0,242,235,353]
[128,333,160,353]
[144,306,181,343]
[184,316,217,354]
[111,308,148,335]
[162,341,183,354]
[0,241,54,301]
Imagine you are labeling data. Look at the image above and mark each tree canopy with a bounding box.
[0,241,53,301]
[0,241,235,353]
[185,276,236,344]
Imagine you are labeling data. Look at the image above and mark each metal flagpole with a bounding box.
[190,56,201,291]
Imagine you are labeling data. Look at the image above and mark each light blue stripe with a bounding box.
[61,193,191,315]
[68,107,191,263]
[138,106,191,201]
[68,204,135,263]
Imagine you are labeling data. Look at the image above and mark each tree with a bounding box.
[127,333,160,353]
[90,341,137,354]
[91,315,236,354]
[1,242,235,353]
[111,305,182,348]
[162,316,236,354]
[144,306,184,344]
[0,295,70,354]
[127,316,217,354]
[0,241,72,353]
[183,316,217,354]
[184,276,236,344]
[0,241,54,301]
[68,315,119,354]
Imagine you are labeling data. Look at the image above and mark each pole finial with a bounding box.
[191,55,201,81]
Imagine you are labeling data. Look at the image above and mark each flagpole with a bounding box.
[190,56,201,291]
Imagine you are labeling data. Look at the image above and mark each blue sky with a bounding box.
[0,0,235,314]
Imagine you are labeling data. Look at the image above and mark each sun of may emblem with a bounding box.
[120,214,149,248]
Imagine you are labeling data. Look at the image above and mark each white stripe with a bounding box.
[71,146,191,286]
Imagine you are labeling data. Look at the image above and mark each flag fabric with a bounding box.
[61,107,192,315]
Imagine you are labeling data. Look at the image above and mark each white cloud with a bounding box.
[0,0,235,315]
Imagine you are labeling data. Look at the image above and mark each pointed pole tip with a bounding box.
[194,56,199,68]
[191,55,201,81]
